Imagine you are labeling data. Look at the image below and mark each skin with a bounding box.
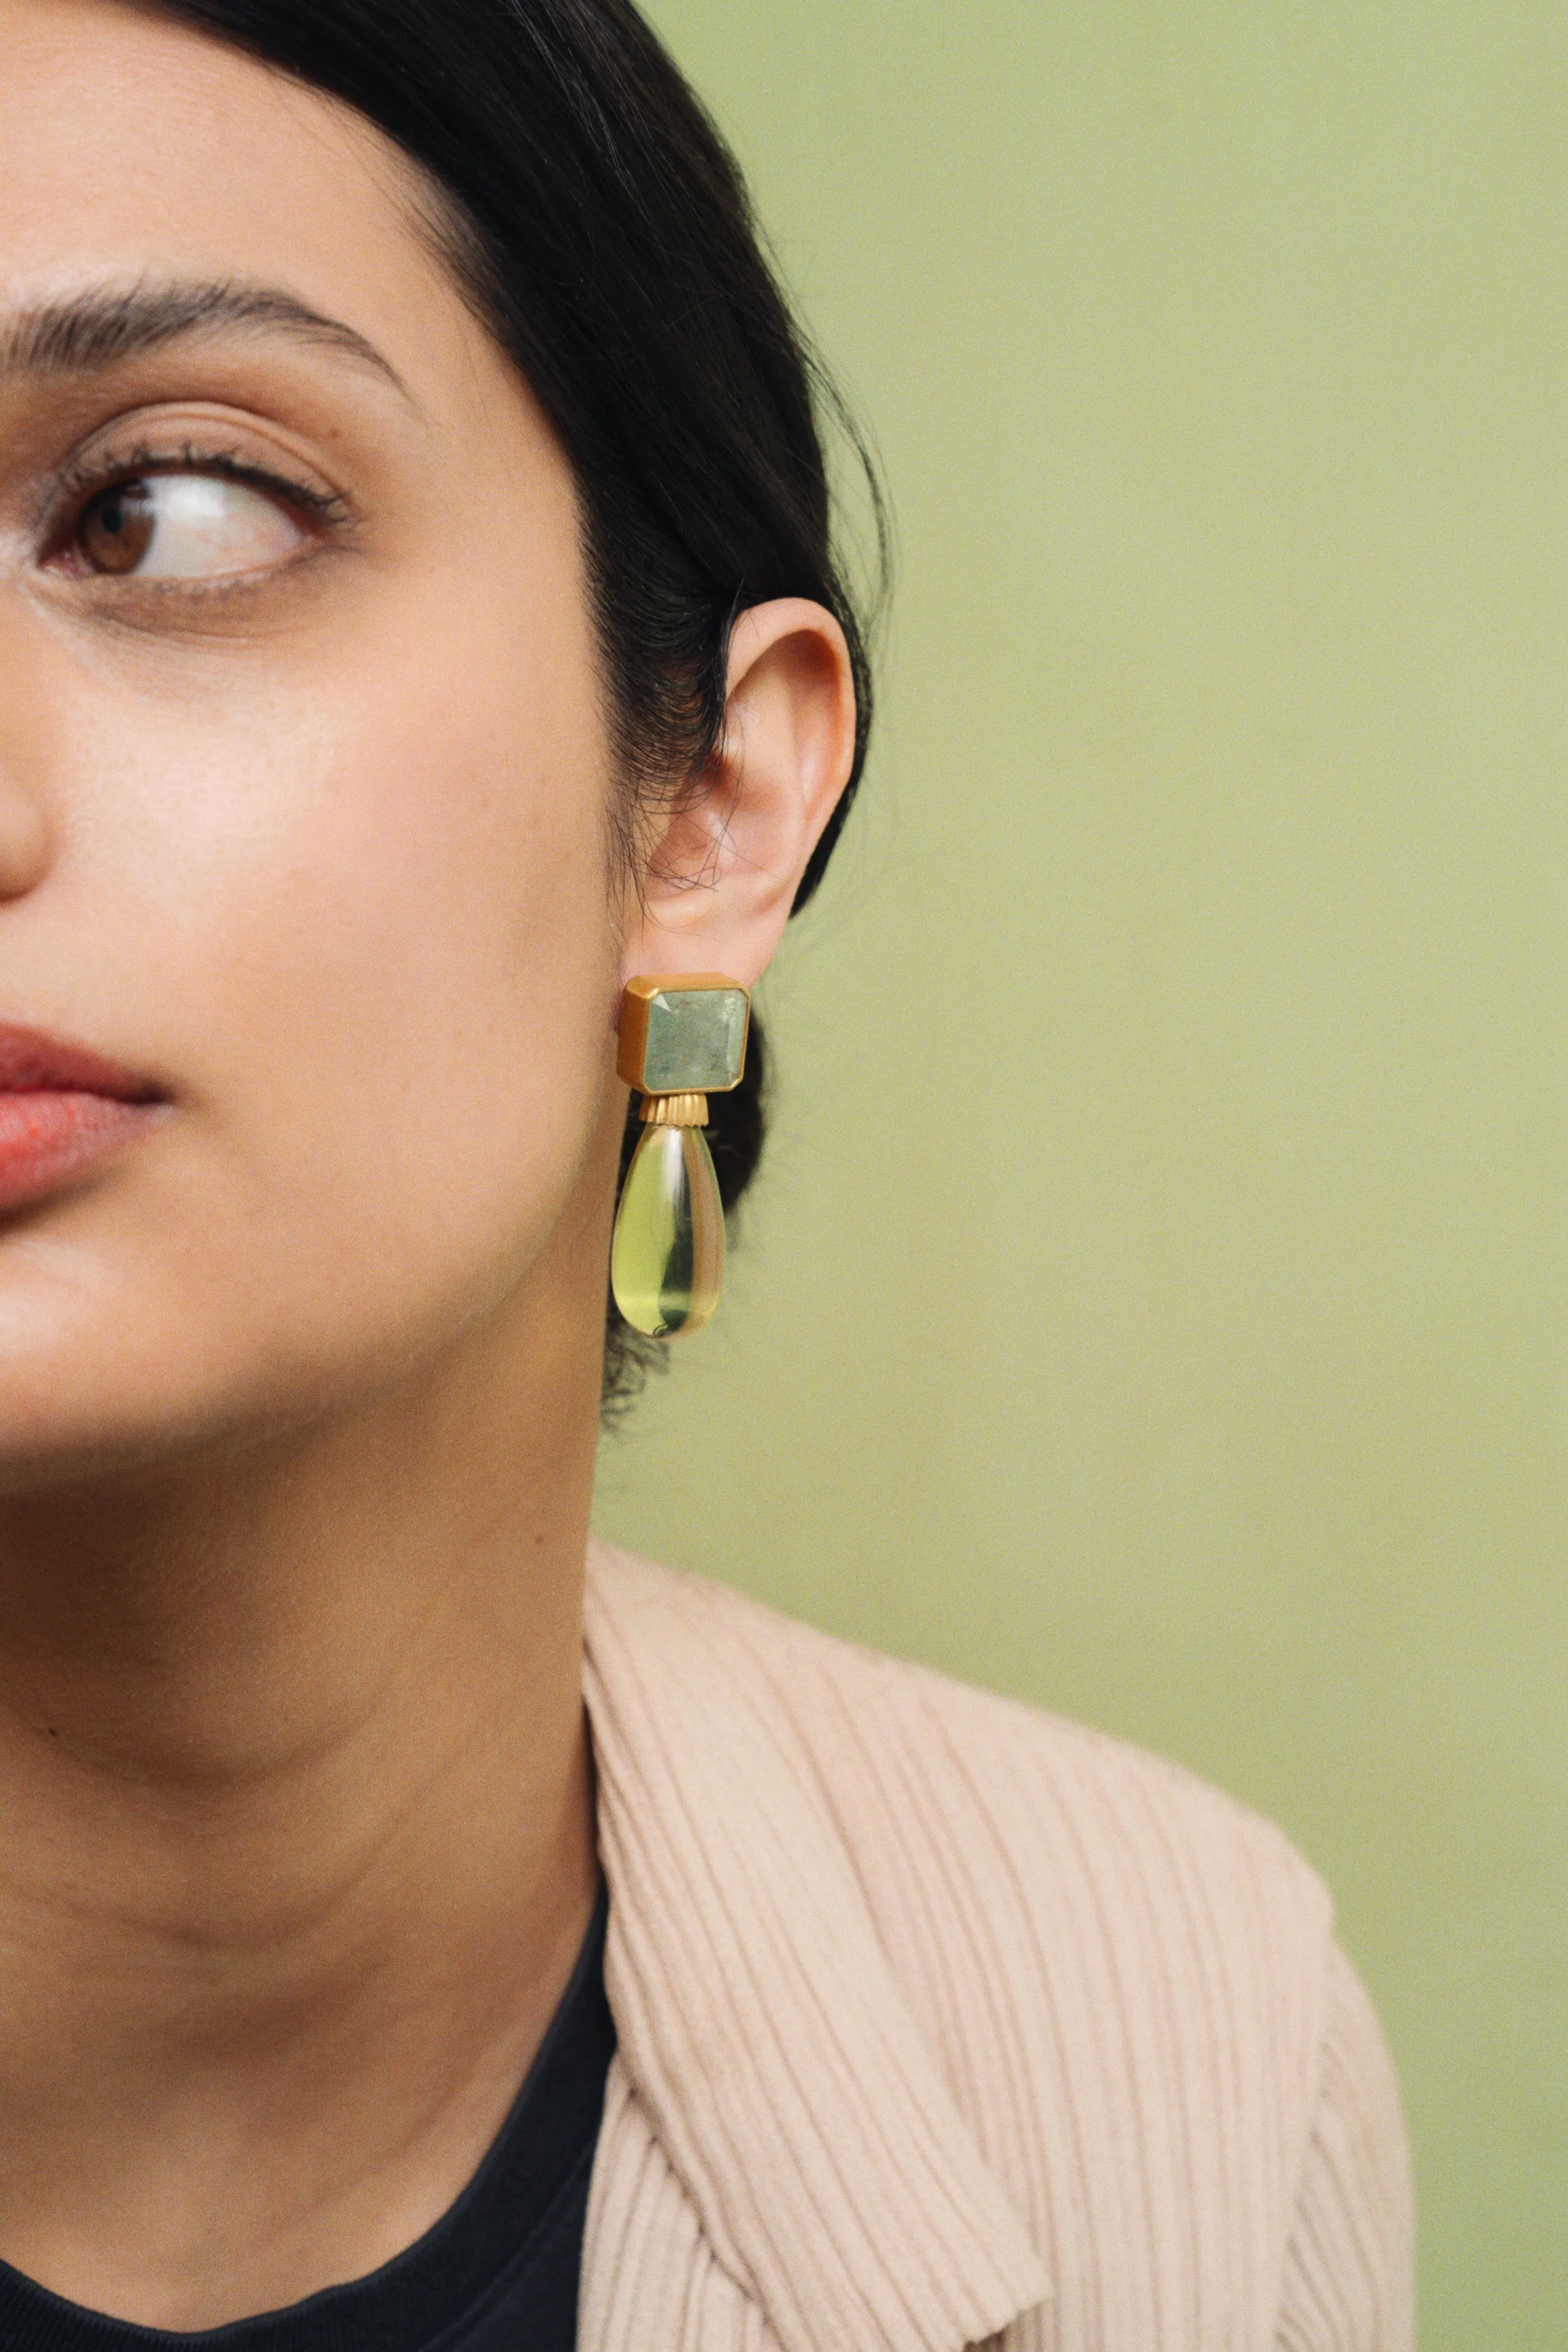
[0,0,856,2328]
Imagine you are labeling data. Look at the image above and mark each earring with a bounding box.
[610,975,751,1339]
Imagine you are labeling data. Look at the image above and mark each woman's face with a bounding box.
[0,0,629,1475]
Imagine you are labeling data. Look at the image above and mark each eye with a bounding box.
[73,471,312,581]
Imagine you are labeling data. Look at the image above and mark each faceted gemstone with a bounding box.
[610,1120,727,1338]
[640,986,749,1095]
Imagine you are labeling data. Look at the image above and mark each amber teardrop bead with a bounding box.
[610,1120,726,1338]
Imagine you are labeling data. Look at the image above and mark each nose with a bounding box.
[0,774,51,902]
[0,602,58,905]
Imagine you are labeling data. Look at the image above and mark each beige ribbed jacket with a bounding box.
[578,1541,1414,2352]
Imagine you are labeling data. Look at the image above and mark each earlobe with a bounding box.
[623,597,857,991]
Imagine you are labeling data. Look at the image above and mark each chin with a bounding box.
[0,1279,376,1495]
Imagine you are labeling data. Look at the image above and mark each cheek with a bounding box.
[33,600,620,1407]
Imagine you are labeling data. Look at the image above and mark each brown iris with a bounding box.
[77,481,156,576]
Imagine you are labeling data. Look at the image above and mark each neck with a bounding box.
[0,1284,603,2328]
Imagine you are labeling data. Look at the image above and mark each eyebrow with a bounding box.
[0,280,413,400]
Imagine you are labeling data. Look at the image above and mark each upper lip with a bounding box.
[0,1022,163,1103]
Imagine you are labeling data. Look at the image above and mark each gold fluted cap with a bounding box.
[640,1092,710,1128]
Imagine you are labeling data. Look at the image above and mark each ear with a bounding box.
[619,598,857,990]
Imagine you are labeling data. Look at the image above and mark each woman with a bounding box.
[0,1,1412,2345]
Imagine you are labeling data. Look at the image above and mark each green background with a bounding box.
[593,5,1567,2341]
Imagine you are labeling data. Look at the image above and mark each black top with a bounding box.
[0,1886,615,2352]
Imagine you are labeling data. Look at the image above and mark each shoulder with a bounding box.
[588,1537,1332,2010]
[585,1541,1414,2350]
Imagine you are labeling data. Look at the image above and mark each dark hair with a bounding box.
[140,0,879,1407]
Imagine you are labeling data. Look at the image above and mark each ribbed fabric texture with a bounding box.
[578,1543,1414,2352]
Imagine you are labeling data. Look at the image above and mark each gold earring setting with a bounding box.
[610,975,750,1339]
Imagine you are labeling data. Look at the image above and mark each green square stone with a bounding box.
[643,987,748,1092]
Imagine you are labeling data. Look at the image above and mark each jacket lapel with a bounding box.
[581,1542,1050,2352]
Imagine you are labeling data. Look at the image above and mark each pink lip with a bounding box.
[0,1024,167,1213]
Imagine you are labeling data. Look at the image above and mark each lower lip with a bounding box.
[0,1092,164,1212]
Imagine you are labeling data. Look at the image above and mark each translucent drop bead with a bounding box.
[611,1121,726,1339]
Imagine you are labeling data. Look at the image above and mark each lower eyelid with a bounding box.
[61,540,353,625]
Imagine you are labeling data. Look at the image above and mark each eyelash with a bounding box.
[44,438,351,569]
